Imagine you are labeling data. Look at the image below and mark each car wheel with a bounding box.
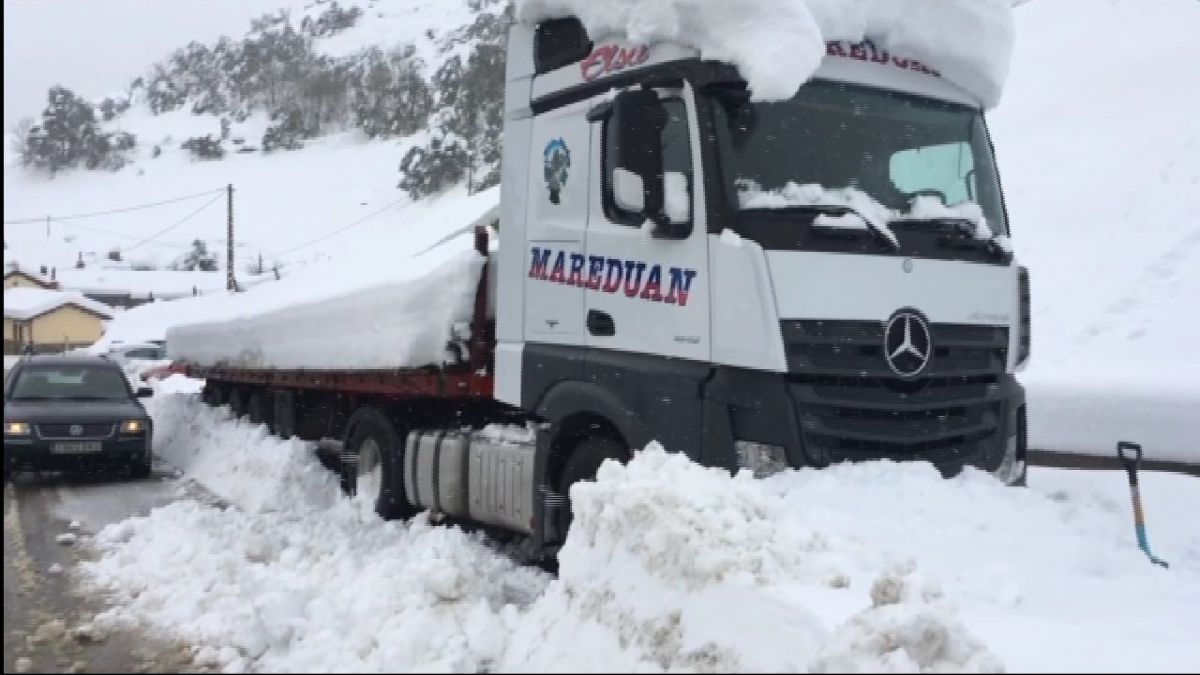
[128,453,153,479]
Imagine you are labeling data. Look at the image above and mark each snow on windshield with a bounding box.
[736,179,996,242]
[516,0,1014,106]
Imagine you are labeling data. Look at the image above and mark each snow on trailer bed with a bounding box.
[166,190,499,373]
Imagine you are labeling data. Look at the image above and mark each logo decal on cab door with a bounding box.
[543,138,570,204]
[528,247,698,307]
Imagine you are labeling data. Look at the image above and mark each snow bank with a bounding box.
[147,393,340,513]
[503,447,1001,672]
[517,0,1014,105]
[82,395,1200,673]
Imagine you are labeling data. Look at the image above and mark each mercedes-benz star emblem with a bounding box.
[884,310,932,377]
[69,424,83,437]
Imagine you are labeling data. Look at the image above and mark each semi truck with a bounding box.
[178,16,1031,557]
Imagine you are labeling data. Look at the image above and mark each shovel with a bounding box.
[1117,441,1169,569]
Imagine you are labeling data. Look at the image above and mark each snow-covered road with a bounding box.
[66,384,1200,673]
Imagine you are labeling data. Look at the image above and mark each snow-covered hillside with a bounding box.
[4,0,503,279]
[989,0,1200,462]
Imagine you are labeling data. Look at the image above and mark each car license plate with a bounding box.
[51,441,103,454]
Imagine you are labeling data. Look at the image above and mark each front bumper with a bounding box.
[4,435,150,471]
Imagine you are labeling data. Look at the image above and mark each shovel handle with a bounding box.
[1117,441,1142,482]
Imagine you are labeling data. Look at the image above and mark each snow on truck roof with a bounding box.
[517,0,1015,107]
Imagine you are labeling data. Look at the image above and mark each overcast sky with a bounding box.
[3,0,288,129]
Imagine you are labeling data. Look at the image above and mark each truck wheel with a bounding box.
[227,388,248,419]
[201,383,222,406]
[341,408,414,521]
[248,391,275,433]
[558,436,627,537]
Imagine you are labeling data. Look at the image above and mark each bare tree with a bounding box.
[8,118,33,165]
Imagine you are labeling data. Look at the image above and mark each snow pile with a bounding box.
[84,395,1200,672]
[517,0,1014,105]
[2,286,114,320]
[146,393,340,513]
[165,189,498,371]
[503,447,1000,672]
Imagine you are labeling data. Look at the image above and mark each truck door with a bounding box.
[583,85,710,361]
[523,98,593,346]
[580,84,712,456]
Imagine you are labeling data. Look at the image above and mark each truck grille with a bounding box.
[782,319,1008,464]
[36,423,114,440]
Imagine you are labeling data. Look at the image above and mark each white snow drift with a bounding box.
[517,0,1014,105]
[81,393,1200,673]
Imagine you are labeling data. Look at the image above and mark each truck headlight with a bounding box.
[120,419,146,434]
[734,440,787,478]
[4,421,31,436]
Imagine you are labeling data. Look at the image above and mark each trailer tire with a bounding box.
[558,436,627,538]
[227,388,248,419]
[341,408,414,521]
[248,390,274,433]
[201,382,224,407]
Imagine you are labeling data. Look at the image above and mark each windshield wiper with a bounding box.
[892,217,1010,257]
[745,204,898,250]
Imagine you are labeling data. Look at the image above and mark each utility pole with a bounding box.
[226,183,239,292]
[45,215,50,239]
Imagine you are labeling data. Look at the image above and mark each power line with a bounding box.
[124,192,225,253]
[45,217,191,249]
[274,195,410,259]
[3,187,226,224]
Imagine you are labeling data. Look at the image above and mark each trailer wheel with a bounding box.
[248,390,275,433]
[201,382,224,407]
[341,408,414,520]
[558,436,627,538]
[227,388,248,419]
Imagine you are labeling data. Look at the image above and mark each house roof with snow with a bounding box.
[4,268,58,289]
[3,287,115,321]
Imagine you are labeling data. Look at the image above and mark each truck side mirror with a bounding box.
[610,88,667,221]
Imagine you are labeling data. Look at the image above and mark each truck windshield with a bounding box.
[709,79,1009,250]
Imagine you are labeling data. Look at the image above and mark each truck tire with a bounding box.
[558,436,627,538]
[227,388,248,419]
[341,408,414,521]
[201,382,223,407]
[248,390,275,433]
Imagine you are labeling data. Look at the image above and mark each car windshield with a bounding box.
[709,79,1008,238]
[9,365,131,401]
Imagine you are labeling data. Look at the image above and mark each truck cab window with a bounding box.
[603,97,692,226]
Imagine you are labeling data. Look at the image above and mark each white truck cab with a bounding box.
[495,18,1029,502]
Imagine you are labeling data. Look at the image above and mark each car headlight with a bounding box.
[120,419,146,434]
[4,421,31,436]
